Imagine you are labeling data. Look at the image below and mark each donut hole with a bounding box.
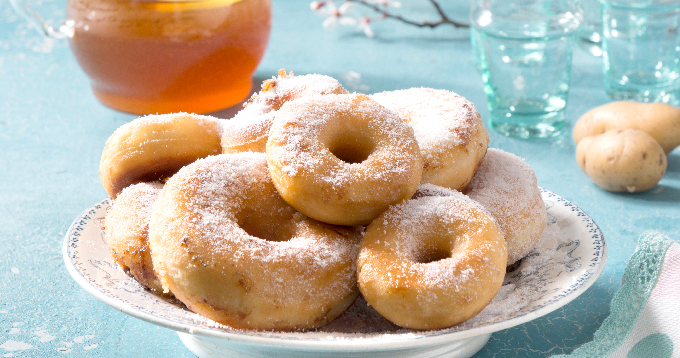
[414,246,451,264]
[326,132,375,164]
[235,208,295,243]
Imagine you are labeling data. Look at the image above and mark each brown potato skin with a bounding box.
[576,129,667,193]
[573,101,680,154]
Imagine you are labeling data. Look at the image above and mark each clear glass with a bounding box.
[471,0,583,139]
[602,1,680,105]
[578,0,603,55]
[470,25,483,72]
[11,0,272,115]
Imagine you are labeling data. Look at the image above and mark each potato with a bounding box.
[576,129,667,193]
[573,101,680,154]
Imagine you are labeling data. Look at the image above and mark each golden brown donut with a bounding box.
[104,182,164,293]
[356,188,507,330]
[370,88,489,190]
[464,148,547,265]
[100,112,223,199]
[221,69,348,154]
[148,152,361,331]
[266,93,423,226]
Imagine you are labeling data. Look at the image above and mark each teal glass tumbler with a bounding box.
[471,0,583,139]
[602,0,680,105]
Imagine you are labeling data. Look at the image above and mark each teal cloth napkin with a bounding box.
[554,231,679,358]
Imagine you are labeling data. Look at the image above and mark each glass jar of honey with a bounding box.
[11,0,272,114]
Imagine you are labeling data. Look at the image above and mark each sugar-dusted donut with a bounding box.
[148,152,361,331]
[370,88,489,190]
[221,69,348,154]
[356,188,507,330]
[464,148,547,265]
[100,112,223,199]
[266,93,423,226]
[104,182,165,293]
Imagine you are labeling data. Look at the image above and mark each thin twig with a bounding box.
[351,0,469,29]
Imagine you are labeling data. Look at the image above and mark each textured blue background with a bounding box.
[1,0,679,356]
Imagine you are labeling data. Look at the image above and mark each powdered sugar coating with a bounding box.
[269,94,415,180]
[370,88,489,190]
[81,187,595,340]
[148,152,361,330]
[104,181,164,293]
[411,182,460,199]
[357,191,507,330]
[266,93,423,226]
[367,192,498,285]
[465,148,547,265]
[222,70,348,154]
[371,88,478,148]
[247,70,349,113]
[113,182,164,222]
[155,152,359,273]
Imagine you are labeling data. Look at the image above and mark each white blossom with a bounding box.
[357,16,374,38]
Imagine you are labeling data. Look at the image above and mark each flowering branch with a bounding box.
[310,0,469,38]
[357,0,468,29]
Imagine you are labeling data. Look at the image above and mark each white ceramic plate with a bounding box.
[63,189,606,358]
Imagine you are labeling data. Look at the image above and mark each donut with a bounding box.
[464,148,547,265]
[104,182,165,293]
[356,188,507,330]
[100,112,223,199]
[148,152,361,331]
[370,88,489,190]
[221,69,348,154]
[266,93,423,226]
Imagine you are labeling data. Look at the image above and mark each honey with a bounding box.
[66,0,271,114]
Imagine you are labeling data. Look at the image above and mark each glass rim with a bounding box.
[601,0,680,10]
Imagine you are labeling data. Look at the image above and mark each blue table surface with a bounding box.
[1,0,678,357]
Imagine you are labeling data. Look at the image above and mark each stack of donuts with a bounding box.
[101,70,547,332]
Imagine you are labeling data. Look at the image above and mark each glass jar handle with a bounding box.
[9,0,73,39]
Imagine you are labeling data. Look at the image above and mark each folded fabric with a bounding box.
[553,231,679,358]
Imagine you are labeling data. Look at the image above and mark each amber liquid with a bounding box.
[67,0,271,114]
